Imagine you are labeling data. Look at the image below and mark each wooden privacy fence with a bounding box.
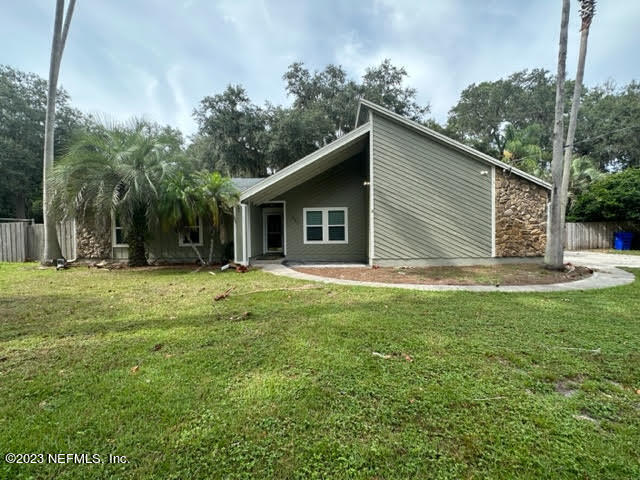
[0,220,76,262]
[564,222,639,250]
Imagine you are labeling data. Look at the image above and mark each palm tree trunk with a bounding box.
[186,236,206,265]
[127,207,148,267]
[545,0,571,270]
[217,217,227,264]
[42,0,76,265]
[560,7,593,214]
[208,220,224,265]
[208,237,215,265]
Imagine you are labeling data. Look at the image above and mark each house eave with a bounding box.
[239,122,371,202]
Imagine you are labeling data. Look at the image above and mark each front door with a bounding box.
[265,213,283,252]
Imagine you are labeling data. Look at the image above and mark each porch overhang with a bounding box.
[240,123,371,205]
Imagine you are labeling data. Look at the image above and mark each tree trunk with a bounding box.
[544,0,571,270]
[208,237,215,265]
[42,0,65,264]
[127,208,148,267]
[217,217,227,264]
[560,21,592,214]
[185,232,206,265]
[42,0,76,265]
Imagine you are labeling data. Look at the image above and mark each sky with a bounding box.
[2,0,639,137]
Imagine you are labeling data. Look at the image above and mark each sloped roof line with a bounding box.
[357,99,552,190]
[239,122,371,201]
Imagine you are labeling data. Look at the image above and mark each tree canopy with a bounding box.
[446,69,640,173]
[192,64,639,181]
[568,168,640,222]
[191,59,431,177]
[0,65,81,220]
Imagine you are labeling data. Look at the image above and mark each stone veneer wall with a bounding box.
[495,170,548,257]
[76,221,111,259]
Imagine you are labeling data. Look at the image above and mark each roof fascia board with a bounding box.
[240,122,371,201]
[359,99,551,190]
[354,101,363,127]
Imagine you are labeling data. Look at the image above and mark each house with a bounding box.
[232,99,551,266]
[75,178,263,264]
[76,99,549,266]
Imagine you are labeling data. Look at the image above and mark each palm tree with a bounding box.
[501,124,551,180]
[560,0,596,211]
[158,170,239,265]
[545,0,571,269]
[50,119,180,266]
[566,155,602,209]
[158,170,207,265]
[42,0,76,265]
[193,171,239,264]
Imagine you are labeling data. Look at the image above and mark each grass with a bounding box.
[0,263,639,479]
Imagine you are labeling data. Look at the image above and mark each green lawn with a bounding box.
[1,263,639,479]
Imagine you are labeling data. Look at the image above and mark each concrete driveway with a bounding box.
[565,250,640,269]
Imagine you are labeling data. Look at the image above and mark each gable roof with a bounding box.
[356,99,552,190]
[239,122,371,202]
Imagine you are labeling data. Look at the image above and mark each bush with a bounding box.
[568,168,640,222]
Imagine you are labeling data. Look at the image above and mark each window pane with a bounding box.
[328,226,345,241]
[306,210,323,225]
[182,227,200,244]
[328,210,344,225]
[115,228,126,245]
[189,228,200,244]
[306,226,323,241]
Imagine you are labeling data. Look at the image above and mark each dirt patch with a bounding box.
[293,264,592,286]
[555,378,581,397]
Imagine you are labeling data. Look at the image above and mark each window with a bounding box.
[303,208,348,244]
[112,214,127,247]
[178,217,203,247]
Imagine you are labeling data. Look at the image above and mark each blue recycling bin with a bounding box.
[613,231,633,250]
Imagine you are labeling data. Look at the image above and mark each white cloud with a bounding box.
[166,65,191,136]
[2,0,637,134]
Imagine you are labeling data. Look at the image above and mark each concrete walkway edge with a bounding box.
[260,263,635,293]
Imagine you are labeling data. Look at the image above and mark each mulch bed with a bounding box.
[293,264,593,286]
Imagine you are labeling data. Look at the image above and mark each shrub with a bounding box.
[568,168,640,222]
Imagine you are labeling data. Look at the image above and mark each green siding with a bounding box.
[112,219,232,263]
[274,153,368,262]
[372,114,492,260]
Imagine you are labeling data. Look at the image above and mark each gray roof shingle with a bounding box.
[231,177,264,192]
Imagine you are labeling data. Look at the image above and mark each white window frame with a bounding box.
[112,214,128,247]
[303,207,348,245]
[178,217,204,247]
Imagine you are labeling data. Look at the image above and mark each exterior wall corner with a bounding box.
[494,170,548,257]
